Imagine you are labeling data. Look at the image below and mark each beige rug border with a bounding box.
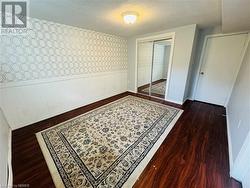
[36,96,183,188]
[36,133,65,188]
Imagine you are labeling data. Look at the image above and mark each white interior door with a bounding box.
[195,33,248,106]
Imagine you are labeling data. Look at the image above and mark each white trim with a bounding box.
[193,31,249,106]
[203,32,249,39]
[164,35,175,101]
[149,42,155,96]
[135,32,176,100]
[134,39,138,92]
[0,70,127,89]
[166,99,183,105]
[127,90,136,93]
[226,108,234,176]
[136,32,176,43]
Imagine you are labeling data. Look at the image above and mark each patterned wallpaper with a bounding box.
[0,18,127,83]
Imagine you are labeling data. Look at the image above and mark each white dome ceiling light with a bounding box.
[122,11,138,24]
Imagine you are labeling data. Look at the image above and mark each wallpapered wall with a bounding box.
[0,18,127,84]
[0,18,128,129]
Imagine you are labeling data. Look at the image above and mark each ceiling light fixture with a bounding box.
[122,11,138,24]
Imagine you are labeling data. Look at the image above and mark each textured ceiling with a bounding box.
[222,0,250,33]
[30,0,222,37]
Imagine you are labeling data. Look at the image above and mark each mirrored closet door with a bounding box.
[137,39,172,99]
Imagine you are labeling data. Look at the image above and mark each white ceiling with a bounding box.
[222,0,250,33]
[30,0,222,37]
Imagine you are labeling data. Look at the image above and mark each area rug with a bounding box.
[36,95,183,188]
[142,80,166,96]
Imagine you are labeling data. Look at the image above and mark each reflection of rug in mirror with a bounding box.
[142,80,166,95]
[36,95,182,188]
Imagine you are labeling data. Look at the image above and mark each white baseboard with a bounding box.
[166,99,183,105]
[127,90,136,93]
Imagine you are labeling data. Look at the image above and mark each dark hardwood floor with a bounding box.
[12,92,241,188]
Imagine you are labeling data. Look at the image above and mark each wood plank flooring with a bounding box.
[12,92,241,188]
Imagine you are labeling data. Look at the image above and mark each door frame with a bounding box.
[193,32,249,106]
[135,32,175,101]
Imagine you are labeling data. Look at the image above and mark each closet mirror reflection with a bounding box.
[137,38,172,99]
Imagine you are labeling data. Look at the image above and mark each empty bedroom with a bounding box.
[0,0,250,188]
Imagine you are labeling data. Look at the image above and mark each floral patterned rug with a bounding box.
[142,80,166,96]
[36,95,182,188]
